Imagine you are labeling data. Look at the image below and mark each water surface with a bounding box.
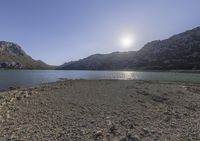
[0,70,200,89]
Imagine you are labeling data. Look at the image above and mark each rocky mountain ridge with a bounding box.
[58,26,200,70]
[0,41,51,69]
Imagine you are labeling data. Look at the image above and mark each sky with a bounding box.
[0,0,200,65]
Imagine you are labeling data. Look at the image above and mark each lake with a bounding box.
[0,70,200,89]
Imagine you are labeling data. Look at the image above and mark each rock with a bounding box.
[170,122,177,128]
[106,119,112,126]
[129,124,134,129]
[184,104,197,111]
[137,90,149,96]
[142,128,149,135]
[109,125,117,135]
[16,96,21,101]
[120,133,141,141]
[6,111,11,119]
[163,116,171,122]
[23,93,29,98]
[90,120,95,124]
[0,96,4,99]
[152,95,169,103]
[94,131,104,140]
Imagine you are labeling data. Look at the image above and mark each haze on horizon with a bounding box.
[0,0,200,65]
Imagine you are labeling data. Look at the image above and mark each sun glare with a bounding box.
[120,34,135,48]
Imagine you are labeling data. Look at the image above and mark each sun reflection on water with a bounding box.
[120,71,142,80]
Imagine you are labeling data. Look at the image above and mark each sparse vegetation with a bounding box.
[0,41,52,69]
[58,27,200,70]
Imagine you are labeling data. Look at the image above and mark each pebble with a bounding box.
[120,133,141,141]
[142,128,149,134]
[94,131,104,140]
[16,96,21,101]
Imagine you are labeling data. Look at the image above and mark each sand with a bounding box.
[0,80,200,141]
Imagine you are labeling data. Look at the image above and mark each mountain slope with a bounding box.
[58,26,200,70]
[57,51,136,70]
[0,41,51,69]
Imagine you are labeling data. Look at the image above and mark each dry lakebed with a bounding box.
[0,80,200,141]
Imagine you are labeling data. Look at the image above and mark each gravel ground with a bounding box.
[0,80,200,141]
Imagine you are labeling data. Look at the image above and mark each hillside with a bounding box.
[0,41,51,69]
[58,26,200,70]
[57,51,136,70]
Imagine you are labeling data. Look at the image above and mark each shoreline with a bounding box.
[0,80,200,140]
[1,78,200,92]
[1,68,200,72]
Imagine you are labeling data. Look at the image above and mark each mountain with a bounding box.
[57,51,137,70]
[0,41,51,69]
[58,26,200,70]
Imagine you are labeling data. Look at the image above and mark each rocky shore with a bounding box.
[0,80,200,141]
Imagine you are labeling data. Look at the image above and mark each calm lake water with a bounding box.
[0,70,200,89]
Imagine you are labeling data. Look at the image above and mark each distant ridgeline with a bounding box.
[0,41,51,69]
[1,26,200,70]
[58,26,200,70]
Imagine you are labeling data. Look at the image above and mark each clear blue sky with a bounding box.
[0,0,200,65]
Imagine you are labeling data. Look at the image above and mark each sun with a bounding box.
[120,34,135,48]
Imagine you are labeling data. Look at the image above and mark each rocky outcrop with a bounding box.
[58,26,200,70]
[0,41,26,56]
[0,61,22,69]
[0,41,51,69]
